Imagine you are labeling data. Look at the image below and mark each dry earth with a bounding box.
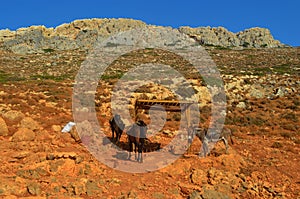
[0,46,299,198]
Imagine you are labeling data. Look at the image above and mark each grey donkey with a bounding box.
[188,126,234,157]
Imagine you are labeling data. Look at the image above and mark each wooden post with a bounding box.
[187,105,191,128]
[134,100,138,122]
[184,104,191,128]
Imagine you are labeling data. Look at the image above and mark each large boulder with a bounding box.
[0,117,9,136]
[2,110,25,123]
[237,27,283,48]
[19,117,41,131]
[11,127,36,142]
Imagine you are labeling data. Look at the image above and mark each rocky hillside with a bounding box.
[179,26,283,48]
[0,18,299,198]
[0,18,286,54]
[0,45,299,198]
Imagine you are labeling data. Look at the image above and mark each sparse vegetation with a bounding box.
[281,112,298,122]
[242,42,250,47]
[172,113,181,121]
[30,74,70,81]
[271,141,283,148]
[0,70,25,82]
[100,72,124,80]
[42,48,55,53]
[280,132,294,139]
[0,43,299,198]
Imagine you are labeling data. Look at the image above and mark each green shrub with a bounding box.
[281,112,298,122]
[0,71,25,82]
[271,142,283,148]
[43,48,55,53]
[30,74,69,81]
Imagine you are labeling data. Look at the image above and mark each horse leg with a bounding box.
[112,128,115,142]
[116,131,120,144]
[136,144,140,162]
[134,143,138,161]
[187,128,194,153]
[118,133,121,144]
[128,140,132,160]
[138,142,144,163]
[229,135,234,145]
[222,137,229,154]
[201,137,209,157]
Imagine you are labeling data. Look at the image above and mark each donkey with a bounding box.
[188,126,234,157]
[126,120,147,163]
[109,114,125,144]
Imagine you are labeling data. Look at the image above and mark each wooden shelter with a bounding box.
[134,99,196,127]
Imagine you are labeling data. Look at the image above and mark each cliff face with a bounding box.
[179,26,284,48]
[0,18,286,54]
[0,18,147,54]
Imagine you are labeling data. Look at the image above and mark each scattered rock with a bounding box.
[248,87,265,98]
[162,130,174,137]
[152,192,165,199]
[190,169,207,185]
[51,125,61,132]
[0,117,9,136]
[11,127,35,142]
[188,191,202,199]
[27,182,41,196]
[169,142,186,155]
[46,152,78,160]
[236,101,246,109]
[70,126,81,142]
[202,188,232,199]
[274,87,286,97]
[19,117,40,131]
[2,110,25,123]
[76,120,94,137]
[86,180,102,196]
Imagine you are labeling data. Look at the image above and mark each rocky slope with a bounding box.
[0,18,286,54]
[0,18,299,198]
[179,26,284,48]
[0,45,299,198]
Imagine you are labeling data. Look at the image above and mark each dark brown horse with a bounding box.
[109,114,125,144]
[127,120,147,163]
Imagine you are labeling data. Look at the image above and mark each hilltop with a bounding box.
[0,18,286,54]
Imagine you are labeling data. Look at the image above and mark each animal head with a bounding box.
[119,121,125,130]
[136,120,147,127]
[193,127,207,141]
[114,114,121,121]
[136,120,147,138]
[110,114,125,130]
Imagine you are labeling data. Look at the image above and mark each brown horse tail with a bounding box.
[230,134,234,145]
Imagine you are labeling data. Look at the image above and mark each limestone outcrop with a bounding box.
[0,18,286,54]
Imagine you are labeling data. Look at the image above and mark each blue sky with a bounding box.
[1,0,299,46]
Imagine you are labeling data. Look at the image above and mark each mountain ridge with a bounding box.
[0,18,287,54]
